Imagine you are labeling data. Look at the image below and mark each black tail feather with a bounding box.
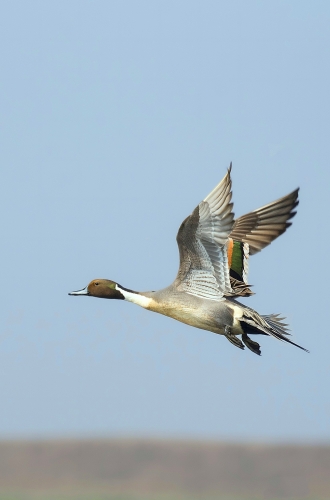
[240,309,309,353]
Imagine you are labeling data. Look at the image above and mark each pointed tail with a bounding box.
[240,308,309,353]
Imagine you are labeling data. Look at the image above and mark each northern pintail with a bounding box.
[69,165,307,355]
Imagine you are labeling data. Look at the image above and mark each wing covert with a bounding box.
[174,165,235,300]
[230,188,299,255]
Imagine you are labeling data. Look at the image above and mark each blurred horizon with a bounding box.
[0,438,329,499]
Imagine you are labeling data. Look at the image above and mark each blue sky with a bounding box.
[0,0,329,441]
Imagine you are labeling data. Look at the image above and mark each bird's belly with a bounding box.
[152,302,226,335]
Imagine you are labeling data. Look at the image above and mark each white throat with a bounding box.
[116,284,152,309]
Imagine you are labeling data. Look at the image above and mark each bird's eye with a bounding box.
[95,282,99,286]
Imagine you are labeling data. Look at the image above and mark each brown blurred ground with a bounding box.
[0,439,329,499]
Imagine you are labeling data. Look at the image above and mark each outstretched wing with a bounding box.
[227,188,299,289]
[230,189,299,255]
[174,165,234,300]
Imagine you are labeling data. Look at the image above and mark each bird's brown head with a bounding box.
[69,279,125,299]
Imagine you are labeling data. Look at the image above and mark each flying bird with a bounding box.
[69,165,307,355]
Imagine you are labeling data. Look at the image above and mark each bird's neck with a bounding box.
[116,284,152,309]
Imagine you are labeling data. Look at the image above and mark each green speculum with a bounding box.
[230,241,244,281]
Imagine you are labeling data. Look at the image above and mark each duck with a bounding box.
[69,164,307,355]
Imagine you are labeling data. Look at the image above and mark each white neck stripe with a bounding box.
[116,284,152,309]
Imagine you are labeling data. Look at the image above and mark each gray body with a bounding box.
[139,285,307,355]
[143,285,238,336]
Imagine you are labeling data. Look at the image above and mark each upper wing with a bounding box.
[174,165,234,300]
[229,188,299,255]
